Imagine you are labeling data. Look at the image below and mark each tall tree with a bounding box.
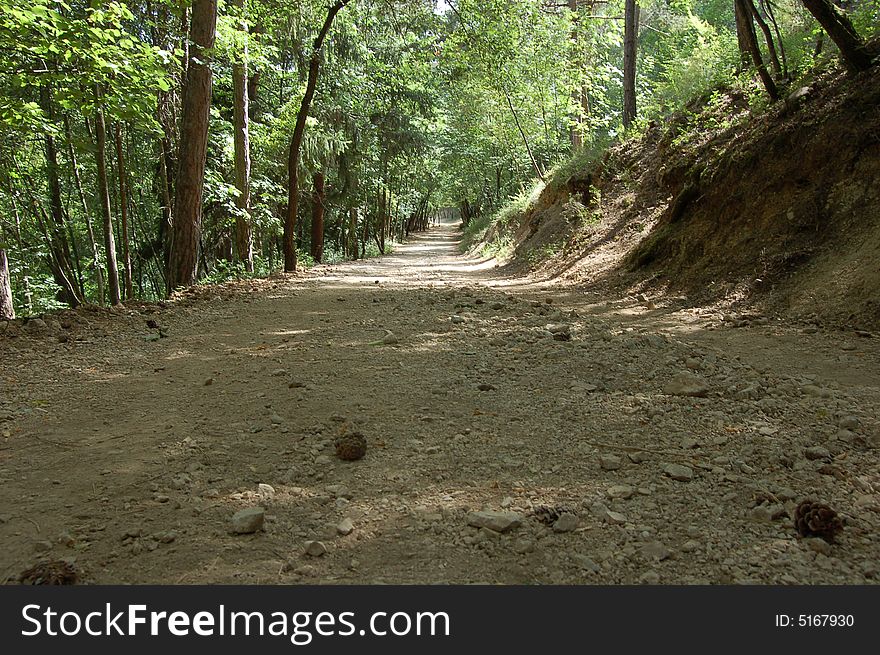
[114,123,134,299]
[623,0,639,130]
[283,0,352,272]
[801,0,874,73]
[167,0,217,292]
[735,0,779,99]
[94,90,122,306]
[734,0,753,69]
[568,0,583,148]
[39,88,81,307]
[232,0,253,272]
[65,117,105,305]
[0,247,13,319]
[746,0,783,78]
[310,171,326,263]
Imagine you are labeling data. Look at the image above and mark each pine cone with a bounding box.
[533,505,567,526]
[794,499,843,542]
[335,431,367,461]
[19,560,78,585]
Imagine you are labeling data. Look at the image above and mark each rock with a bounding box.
[477,383,496,391]
[552,513,579,533]
[291,564,318,577]
[604,511,627,525]
[270,414,283,425]
[304,541,327,557]
[258,483,275,500]
[607,485,634,499]
[663,372,709,397]
[170,473,192,491]
[573,554,601,573]
[599,455,622,471]
[749,505,775,522]
[804,537,832,556]
[56,532,76,547]
[229,507,265,534]
[804,446,830,461]
[776,487,797,502]
[685,357,702,370]
[325,484,353,500]
[639,570,661,584]
[513,538,535,554]
[315,455,332,465]
[337,518,354,536]
[382,331,399,345]
[662,463,694,481]
[854,495,877,510]
[640,541,672,561]
[838,415,860,431]
[788,86,810,102]
[467,511,523,533]
[490,302,505,310]
[450,315,465,324]
[681,540,700,553]
[34,540,54,552]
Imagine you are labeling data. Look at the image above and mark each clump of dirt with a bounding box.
[490,65,880,328]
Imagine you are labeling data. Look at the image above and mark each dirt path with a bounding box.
[1,221,879,584]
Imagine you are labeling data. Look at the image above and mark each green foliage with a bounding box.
[0,0,871,313]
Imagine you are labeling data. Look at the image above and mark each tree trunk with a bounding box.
[361,206,368,258]
[310,171,326,263]
[746,0,782,77]
[0,249,13,320]
[734,0,753,69]
[379,186,386,255]
[232,0,253,272]
[167,0,217,292]
[40,88,81,307]
[114,123,134,299]
[348,207,358,259]
[284,0,351,272]
[504,93,544,181]
[734,0,779,100]
[568,0,583,148]
[762,0,788,77]
[94,92,122,305]
[10,195,32,313]
[801,0,873,73]
[623,0,639,129]
[66,117,105,304]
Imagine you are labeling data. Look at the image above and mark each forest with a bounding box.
[1,0,877,319]
[1,0,880,591]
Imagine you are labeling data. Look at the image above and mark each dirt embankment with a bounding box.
[491,66,880,328]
